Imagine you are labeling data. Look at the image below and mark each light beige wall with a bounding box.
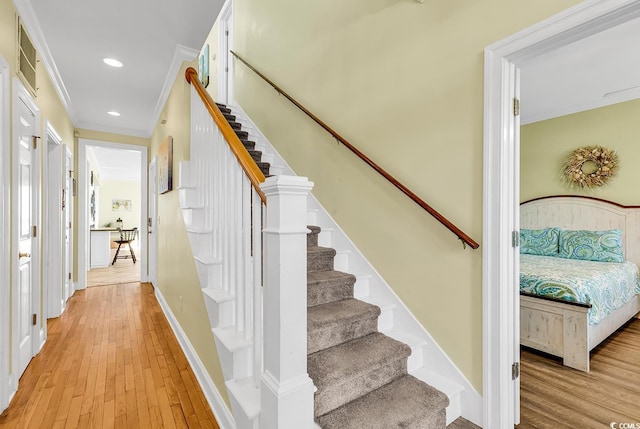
[149,60,229,407]
[233,0,582,390]
[521,99,640,205]
[97,180,141,229]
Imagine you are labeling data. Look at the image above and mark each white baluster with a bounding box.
[252,189,263,388]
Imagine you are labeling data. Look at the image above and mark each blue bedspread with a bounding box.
[520,254,640,325]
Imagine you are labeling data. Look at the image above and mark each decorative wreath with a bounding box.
[563,145,619,189]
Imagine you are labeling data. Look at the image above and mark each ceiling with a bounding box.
[87,146,141,182]
[14,2,640,137]
[520,16,640,125]
[16,0,223,138]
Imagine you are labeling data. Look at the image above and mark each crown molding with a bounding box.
[146,44,199,136]
[12,0,77,125]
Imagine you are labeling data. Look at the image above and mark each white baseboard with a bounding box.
[154,286,236,429]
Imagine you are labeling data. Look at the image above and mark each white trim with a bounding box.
[148,157,158,286]
[154,286,236,429]
[43,121,64,321]
[0,54,11,414]
[77,139,148,289]
[74,121,152,139]
[482,1,640,427]
[12,0,77,124]
[145,44,199,137]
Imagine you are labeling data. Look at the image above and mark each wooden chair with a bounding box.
[112,228,138,265]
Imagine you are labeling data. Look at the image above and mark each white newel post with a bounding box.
[260,175,315,429]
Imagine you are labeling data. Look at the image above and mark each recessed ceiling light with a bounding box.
[107,111,121,117]
[103,58,123,68]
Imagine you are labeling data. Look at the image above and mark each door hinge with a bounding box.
[512,230,520,247]
[32,313,37,326]
[513,98,520,116]
[32,225,37,237]
[69,272,72,280]
[32,135,40,149]
[512,362,520,380]
[225,67,229,72]
[225,30,229,36]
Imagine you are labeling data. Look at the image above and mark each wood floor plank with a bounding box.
[0,283,220,429]
[519,318,640,427]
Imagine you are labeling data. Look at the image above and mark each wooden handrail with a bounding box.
[230,51,479,250]
[185,67,267,204]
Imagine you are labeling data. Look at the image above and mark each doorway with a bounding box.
[218,0,234,105]
[483,1,640,427]
[77,139,148,289]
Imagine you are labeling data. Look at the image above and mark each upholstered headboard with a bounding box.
[520,196,640,268]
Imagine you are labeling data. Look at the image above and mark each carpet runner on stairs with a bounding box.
[307,225,449,428]
[215,103,449,428]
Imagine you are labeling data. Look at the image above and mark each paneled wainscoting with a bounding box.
[0,282,219,428]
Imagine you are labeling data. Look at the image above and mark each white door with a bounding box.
[218,1,233,104]
[148,158,158,285]
[64,148,73,303]
[14,92,38,379]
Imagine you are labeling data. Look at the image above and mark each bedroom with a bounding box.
[518,16,640,425]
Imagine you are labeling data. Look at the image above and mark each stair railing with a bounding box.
[230,51,479,250]
[185,68,315,428]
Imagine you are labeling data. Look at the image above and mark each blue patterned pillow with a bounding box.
[558,229,624,263]
[520,228,560,256]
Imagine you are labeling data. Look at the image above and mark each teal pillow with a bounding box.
[558,229,624,263]
[520,228,560,256]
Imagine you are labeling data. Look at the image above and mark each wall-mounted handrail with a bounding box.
[185,67,267,204]
[230,51,479,249]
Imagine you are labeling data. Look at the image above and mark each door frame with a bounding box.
[11,77,42,383]
[0,55,11,413]
[482,0,640,426]
[64,146,74,303]
[43,122,64,319]
[77,139,148,289]
[148,157,158,286]
[217,0,234,104]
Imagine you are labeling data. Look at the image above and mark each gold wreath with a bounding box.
[563,145,619,189]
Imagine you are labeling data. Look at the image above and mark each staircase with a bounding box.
[182,82,481,428]
[307,225,449,428]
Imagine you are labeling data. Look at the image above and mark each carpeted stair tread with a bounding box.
[308,332,410,389]
[228,121,242,130]
[248,150,262,162]
[309,333,411,416]
[307,246,336,272]
[235,130,249,140]
[316,374,449,429]
[257,162,270,175]
[307,225,321,247]
[308,270,356,307]
[241,139,256,150]
[223,113,236,122]
[308,299,380,354]
[217,105,232,114]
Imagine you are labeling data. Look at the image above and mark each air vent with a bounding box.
[17,18,37,95]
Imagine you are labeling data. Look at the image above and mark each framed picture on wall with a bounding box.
[159,136,173,194]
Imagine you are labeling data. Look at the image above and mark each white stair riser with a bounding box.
[228,397,259,429]
[186,232,214,256]
[214,335,252,382]
[202,295,234,329]
[179,187,202,209]
[333,250,350,272]
[194,260,223,290]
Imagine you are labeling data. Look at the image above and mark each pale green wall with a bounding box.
[233,0,582,390]
[97,180,142,229]
[149,60,229,407]
[201,20,220,101]
[521,99,640,205]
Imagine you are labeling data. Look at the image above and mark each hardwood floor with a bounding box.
[0,282,220,429]
[518,318,640,428]
[87,248,140,287]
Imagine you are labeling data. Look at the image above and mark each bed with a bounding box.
[520,196,640,372]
